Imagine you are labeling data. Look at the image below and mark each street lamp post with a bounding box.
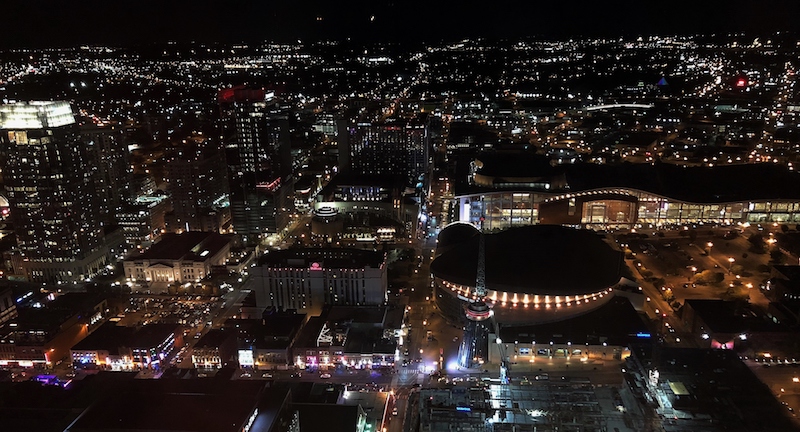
[690,266,697,281]
[728,257,735,274]
[707,241,714,255]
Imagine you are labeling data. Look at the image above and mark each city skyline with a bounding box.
[1,5,800,431]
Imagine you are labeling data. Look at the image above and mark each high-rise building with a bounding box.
[340,117,430,187]
[220,87,293,245]
[81,124,132,224]
[0,101,112,282]
[164,139,229,232]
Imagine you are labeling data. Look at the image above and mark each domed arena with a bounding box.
[431,224,624,325]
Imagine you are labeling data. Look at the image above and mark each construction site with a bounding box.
[419,380,636,432]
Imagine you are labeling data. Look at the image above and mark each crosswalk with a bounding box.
[392,367,426,387]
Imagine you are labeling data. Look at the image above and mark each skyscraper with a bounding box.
[0,101,112,282]
[340,116,430,187]
[81,124,132,225]
[164,138,229,232]
[220,87,293,245]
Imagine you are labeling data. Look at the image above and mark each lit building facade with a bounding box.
[342,118,430,187]
[117,195,170,248]
[123,232,232,287]
[290,307,396,370]
[432,224,623,326]
[250,248,388,316]
[0,288,16,326]
[165,140,229,232]
[220,87,293,244]
[80,124,132,225]
[452,154,800,231]
[71,323,179,370]
[0,101,112,282]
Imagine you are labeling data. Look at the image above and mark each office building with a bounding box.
[117,194,171,248]
[164,138,229,232]
[220,87,293,245]
[0,101,112,283]
[81,123,132,224]
[340,117,429,187]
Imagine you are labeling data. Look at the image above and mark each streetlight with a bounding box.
[728,257,735,274]
[690,266,697,281]
[706,241,713,255]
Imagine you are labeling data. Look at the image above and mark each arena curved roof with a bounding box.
[431,224,624,296]
[455,151,800,203]
[436,222,480,250]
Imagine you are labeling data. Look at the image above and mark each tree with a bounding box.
[781,224,790,233]
[695,270,724,285]
[730,264,744,276]
[689,229,698,243]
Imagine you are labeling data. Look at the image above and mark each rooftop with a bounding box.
[631,346,796,431]
[66,379,286,432]
[459,151,800,203]
[684,299,786,334]
[127,231,232,262]
[195,328,235,349]
[70,323,135,354]
[294,403,365,432]
[257,248,385,269]
[71,323,178,352]
[432,224,624,295]
[499,296,650,344]
[0,101,75,129]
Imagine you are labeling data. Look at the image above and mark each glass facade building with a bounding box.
[0,101,111,282]
[456,188,800,230]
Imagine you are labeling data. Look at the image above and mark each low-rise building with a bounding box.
[70,322,180,370]
[681,299,791,353]
[192,328,238,369]
[232,312,307,369]
[0,292,108,368]
[291,306,396,370]
[64,379,294,432]
[491,296,651,366]
[123,232,233,290]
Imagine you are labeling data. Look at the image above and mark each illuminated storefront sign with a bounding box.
[238,349,254,367]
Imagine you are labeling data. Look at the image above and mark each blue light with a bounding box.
[456,406,471,412]
[636,332,651,338]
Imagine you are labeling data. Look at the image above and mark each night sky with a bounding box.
[3,0,800,48]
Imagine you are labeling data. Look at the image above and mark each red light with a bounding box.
[736,78,747,88]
